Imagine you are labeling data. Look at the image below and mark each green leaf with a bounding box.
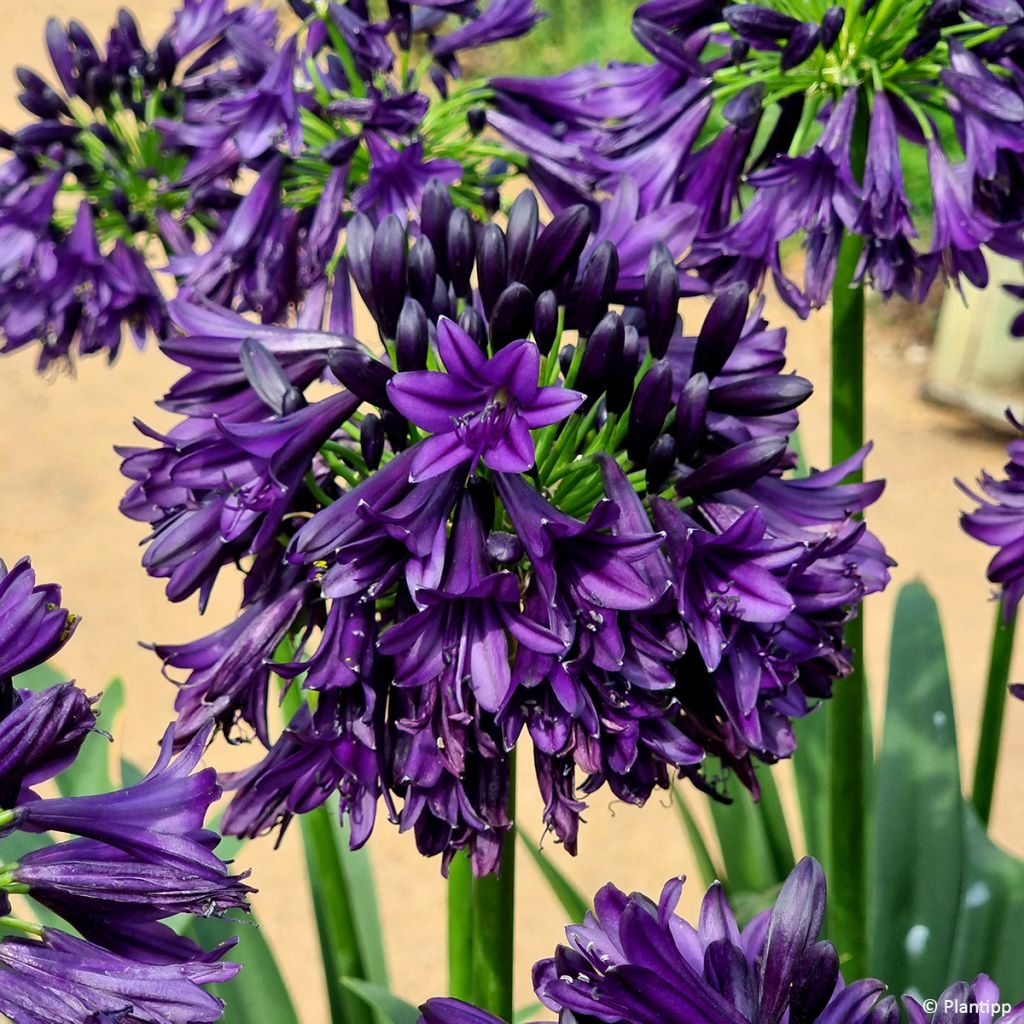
[671,789,722,890]
[341,979,419,1024]
[55,679,125,798]
[706,762,781,897]
[334,817,389,989]
[184,914,298,1024]
[791,706,829,863]
[870,582,964,995]
[948,805,1024,1002]
[755,768,796,881]
[120,757,145,788]
[12,663,66,693]
[514,1003,543,1024]
[516,827,590,923]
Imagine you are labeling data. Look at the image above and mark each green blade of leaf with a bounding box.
[671,788,722,890]
[184,914,298,1024]
[448,849,474,1002]
[514,1003,543,1024]
[706,760,780,897]
[341,978,419,1024]
[755,767,795,881]
[869,582,964,994]
[334,816,389,989]
[948,804,1024,1002]
[791,706,829,863]
[516,826,590,924]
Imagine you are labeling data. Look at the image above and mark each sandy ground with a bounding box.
[2,5,1024,1020]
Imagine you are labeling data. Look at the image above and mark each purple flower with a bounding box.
[960,417,1024,617]
[904,977,1023,1023]
[217,35,302,159]
[421,857,889,1024]
[387,317,584,481]
[0,557,76,682]
[431,0,545,59]
[355,136,462,222]
[0,930,238,1024]
[0,683,96,809]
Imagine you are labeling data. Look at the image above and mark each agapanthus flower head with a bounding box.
[0,555,249,1022]
[490,0,1024,314]
[419,860,1024,1024]
[1,0,541,368]
[125,187,889,874]
[421,857,892,1024]
[959,411,1024,618]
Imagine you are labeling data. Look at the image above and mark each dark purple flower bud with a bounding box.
[646,433,677,492]
[346,212,377,316]
[478,224,508,317]
[431,275,454,320]
[68,20,99,62]
[645,257,680,359]
[861,0,879,12]
[459,306,488,351]
[15,122,77,147]
[467,107,487,135]
[505,189,539,282]
[709,373,813,415]
[328,348,396,410]
[397,297,430,371]
[676,435,788,496]
[289,0,316,16]
[692,282,750,380]
[407,236,438,311]
[558,343,575,377]
[730,38,750,61]
[633,17,704,74]
[923,0,961,22]
[371,214,408,339]
[820,6,845,48]
[44,18,76,95]
[489,282,535,350]
[781,23,820,69]
[606,325,641,416]
[527,205,592,292]
[421,178,454,275]
[17,91,64,121]
[903,28,940,60]
[382,409,409,452]
[627,360,673,463]
[447,208,476,299]
[866,996,902,1024]
[577,240,620,337]
[360,413,385,470]
[576,311,624,404]
[724,4,800,42]
[83,65,113,107]
[532,289,559,355]
[723,83,765,128]
[674,371,710,458]
[323,136,360,166]
[240,339,305,416]
[155,34,178,81]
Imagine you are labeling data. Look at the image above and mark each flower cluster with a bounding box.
[491,0,1024,314]
[121,186,890,874]
[0,0,540,368]
[0,557,250,1023]
[418,858,1024,1024]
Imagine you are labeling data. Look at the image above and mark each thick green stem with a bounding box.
[447,851,474,1002]
[971,601,1018,826]
[828,92,870,982]
[471,755,516,1022]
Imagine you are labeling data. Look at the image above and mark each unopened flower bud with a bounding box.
[459,306,488,351]
[723,83,765,128]
[532,290,559,355]
[467,107,487,135]
[382,409,409,452]
[370,214,407,339]
[644,257,680,359]
[820,6,845,48]
[674,372,709,460]
[396,297,429,371]
[526,205,592,292]
[558,344,575,378]
[646,434,678,493]
[447,207,476,299]
[576,311,624,405]
[478,223,508,317]
[692,282,750,380]
[675,436,787,497]
[360,413,385,470]
[489,283,535,350]
[606,325,641,416]
[781,23,820,70]
[709,373,813,415]
[506,189,539,282]
[577,240,620,337]
[627,360,673,464]
[328,348,395,410]
[421,178,453,276]
[407,236,437,309]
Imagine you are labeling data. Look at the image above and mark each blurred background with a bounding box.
[2,2,1023,1020]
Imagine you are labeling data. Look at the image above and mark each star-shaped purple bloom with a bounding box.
[386,317,584,482]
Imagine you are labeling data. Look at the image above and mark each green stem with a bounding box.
[447,851,474,1002]
[0,916,43,938]
[827,90,870,983]
[971,601,1018,826]
[471,754,516,1022]
[281,660,372,1024]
